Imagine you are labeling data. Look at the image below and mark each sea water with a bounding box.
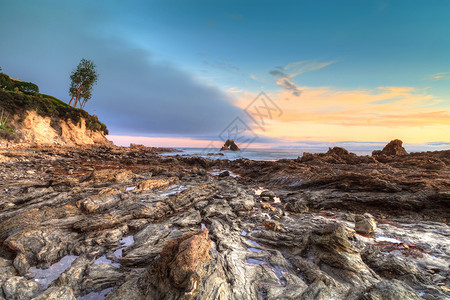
[162,148,373,161]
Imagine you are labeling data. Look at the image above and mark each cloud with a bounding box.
[269,60,335,96]
[429,72,450,80]
[234,86,450,144]
[274,86,449,127]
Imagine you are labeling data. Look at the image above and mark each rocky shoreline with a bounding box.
[0,143,449,299]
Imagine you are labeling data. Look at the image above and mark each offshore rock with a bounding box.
[220,139,240,151]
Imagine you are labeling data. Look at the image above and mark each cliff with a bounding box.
[0,89,110,146]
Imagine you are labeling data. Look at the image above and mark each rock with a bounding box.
[263,220,283,231]
[220,139,240,151]
[284,195,309,213]
[300,152,314,162]
[229,194,255,212]
[150,229,212,297]
[2,276,39,300]
[134,177,176,192]
[81,263,123,292]
[218,170,230,177]
[260,190,276,201]
[77,188,121,213]
[309,223,378,286]
[355,213,377,234]
[361,279,421,299]
[31,286,76,300]
[373,139,408,156]
[83,169,136,184]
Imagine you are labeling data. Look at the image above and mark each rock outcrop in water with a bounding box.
[220,139,240,151]
[0,142,448,299]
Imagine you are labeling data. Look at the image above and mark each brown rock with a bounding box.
[154,229,211,295]
[135,177,177,192]
[263,220,283,231]
[220,139,240,151]
[373,139,408,156]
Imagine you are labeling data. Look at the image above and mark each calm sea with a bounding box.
[162,148,373,161]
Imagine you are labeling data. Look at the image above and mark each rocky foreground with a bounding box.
[0,142,449,299]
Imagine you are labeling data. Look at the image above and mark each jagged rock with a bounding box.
[220,139,240,151]
[373,139,408,156]
[309,223,379,287]
[2,276,39,300]
[355,213,377,234]
[150,229,212,297]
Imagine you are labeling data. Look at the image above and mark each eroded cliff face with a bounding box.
[10,110,110,146]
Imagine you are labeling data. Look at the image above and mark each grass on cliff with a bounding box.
[0,89,108,136]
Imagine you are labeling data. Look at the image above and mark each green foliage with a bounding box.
[0,73,14,90]
[15,81,39,94]
[69,59,99,108]
[0,89,108,135]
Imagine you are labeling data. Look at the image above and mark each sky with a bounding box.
[1,0,449,150]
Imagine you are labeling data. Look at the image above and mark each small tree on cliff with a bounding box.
[68,59,98,109]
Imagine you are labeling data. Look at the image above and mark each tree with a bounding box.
[68,59,98,109]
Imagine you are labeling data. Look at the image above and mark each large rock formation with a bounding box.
[220,139,240,151]
[373,139,408,156]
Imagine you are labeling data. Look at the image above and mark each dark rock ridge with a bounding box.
[0,141,448,299]
[220,139,240,151]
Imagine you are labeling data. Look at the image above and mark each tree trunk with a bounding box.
[70,70,90,108]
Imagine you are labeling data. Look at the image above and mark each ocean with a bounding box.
[162,148,374,161]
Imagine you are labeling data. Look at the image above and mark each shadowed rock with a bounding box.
[220,139,240,151]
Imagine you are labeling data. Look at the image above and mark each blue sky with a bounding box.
[1,0,449,149]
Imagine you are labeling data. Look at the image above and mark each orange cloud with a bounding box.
[236,86,450,143]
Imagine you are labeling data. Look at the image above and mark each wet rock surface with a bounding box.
[0,143,448,299]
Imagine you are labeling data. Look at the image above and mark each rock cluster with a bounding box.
[0,142,448,299]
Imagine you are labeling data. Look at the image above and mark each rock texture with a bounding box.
[0,142,448,299]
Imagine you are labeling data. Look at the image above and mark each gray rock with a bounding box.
[31,286,75,300]
[2,276,39,300]
[355,213,377,234]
